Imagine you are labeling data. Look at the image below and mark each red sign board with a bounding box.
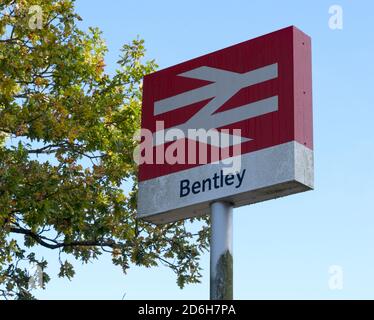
[138,26,313,224]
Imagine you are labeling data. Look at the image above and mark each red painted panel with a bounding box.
[139,26,313,182]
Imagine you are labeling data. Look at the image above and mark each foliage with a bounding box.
[0,0,210,299]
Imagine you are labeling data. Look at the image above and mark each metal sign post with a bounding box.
[210,201,233,300]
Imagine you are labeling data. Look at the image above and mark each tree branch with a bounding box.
[9,227,116,250]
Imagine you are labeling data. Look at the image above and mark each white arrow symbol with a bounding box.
[153,63,278,147]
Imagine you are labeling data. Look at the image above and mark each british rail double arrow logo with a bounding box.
[153,63,279,147]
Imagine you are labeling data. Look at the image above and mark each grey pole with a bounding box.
[210,201,233,300]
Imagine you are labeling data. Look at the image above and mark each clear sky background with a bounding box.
[29,0,374,299]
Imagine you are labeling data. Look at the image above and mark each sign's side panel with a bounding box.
[293,27,313,150]
[292,27,314,189]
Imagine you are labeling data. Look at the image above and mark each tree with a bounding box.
[0,0,209,300]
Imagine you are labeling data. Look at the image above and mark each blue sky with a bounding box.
[30,0,374,299]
